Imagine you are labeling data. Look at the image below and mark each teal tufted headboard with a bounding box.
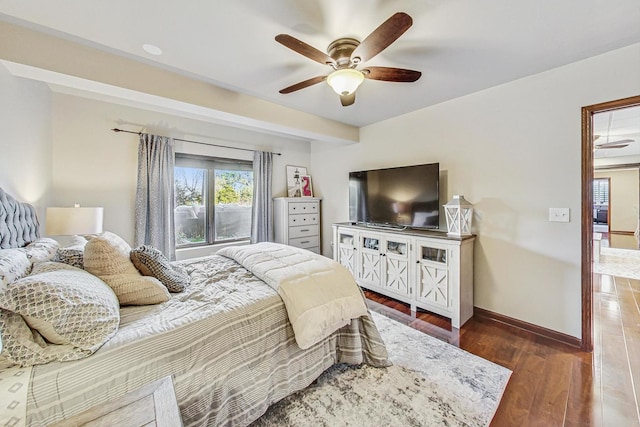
[0,187,40,249]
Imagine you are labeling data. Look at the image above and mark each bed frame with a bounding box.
[0,187,40,249]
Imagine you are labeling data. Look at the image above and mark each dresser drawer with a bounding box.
[288,202,318,215]
[289,225,319,239]
[288,213,319,227]
[290,235,320,249]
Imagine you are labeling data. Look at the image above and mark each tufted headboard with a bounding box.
[0,187,40,249]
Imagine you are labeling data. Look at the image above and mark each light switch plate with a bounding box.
[549,208,570,222]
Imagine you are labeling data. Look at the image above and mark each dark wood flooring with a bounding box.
[364,275,640,426]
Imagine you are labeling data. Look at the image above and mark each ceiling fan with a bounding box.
[275,12,421,107]
[593,135,634,149]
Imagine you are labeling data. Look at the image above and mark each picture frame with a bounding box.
[301,175,313,197]
[286,165,307,197]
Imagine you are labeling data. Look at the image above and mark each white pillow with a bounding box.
[19,237,59,264]
[83,232,170,305]
[0,262,120,366]
[0,249,31,291]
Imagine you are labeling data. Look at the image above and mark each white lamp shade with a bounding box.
[326,68,365,96]
[46,207,104,236]
[444,195,473,236]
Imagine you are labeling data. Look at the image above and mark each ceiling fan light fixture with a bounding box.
[326,68,364,96]
[142,44,162,56]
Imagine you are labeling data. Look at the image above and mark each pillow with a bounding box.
[130,245,190,292]
[54,235,88,269]
[0,249,31,291]
[0,262,120,366]
[83,232,170,305]
[19,238,59,264]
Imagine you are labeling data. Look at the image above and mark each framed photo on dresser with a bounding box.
[286,165,307,197]
[301,175,313,197]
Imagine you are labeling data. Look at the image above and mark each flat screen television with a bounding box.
[349,163,440,229]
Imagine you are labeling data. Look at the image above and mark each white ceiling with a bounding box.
[1,0,639,128]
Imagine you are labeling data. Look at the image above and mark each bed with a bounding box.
[0,187,389,426]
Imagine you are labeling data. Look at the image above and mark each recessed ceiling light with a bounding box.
[142,44,162,56]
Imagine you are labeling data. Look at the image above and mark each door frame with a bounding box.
[581,95,640,351]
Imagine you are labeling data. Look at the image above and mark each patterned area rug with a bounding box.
[594,247,640,279]
[252,311,511,427]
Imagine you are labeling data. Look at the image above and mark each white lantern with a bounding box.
[444,195,473,236]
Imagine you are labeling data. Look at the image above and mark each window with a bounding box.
[593,178,609,205]
[174,154,253,247]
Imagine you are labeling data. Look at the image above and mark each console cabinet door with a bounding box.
[382,236,411,298]
[336,229,358,277]
[358,232,383,289]
[415,239,450,309]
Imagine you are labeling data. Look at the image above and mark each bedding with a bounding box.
[18,237,59,263]
[53,235,88,268]
[0,186,390,427]
[0,248,31,291]
[130,244,190,292]
[218,242,369,349]
[24,255,389,426]
[0,262,120,366]
[84,231,170,305]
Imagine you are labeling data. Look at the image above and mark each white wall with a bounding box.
[0,63,52,222]
[50,93,311,246]
[311,43,640,339]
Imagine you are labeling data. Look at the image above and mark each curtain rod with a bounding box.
[111,128,282,156]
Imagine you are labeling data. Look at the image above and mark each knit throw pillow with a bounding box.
[83,232,170,305]
[130,245,189,292]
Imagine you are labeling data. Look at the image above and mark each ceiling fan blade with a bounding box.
[351,12,413,64]
[363,66,421,82]
[279,75,327,94]
[340,93,356,106]
[595,139,634,149]
[275,34,336,66]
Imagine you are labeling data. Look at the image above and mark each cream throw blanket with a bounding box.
[217,242,368,349]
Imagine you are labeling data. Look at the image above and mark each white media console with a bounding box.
[332,222,475,328]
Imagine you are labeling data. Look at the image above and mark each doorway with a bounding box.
[582,95,640,352]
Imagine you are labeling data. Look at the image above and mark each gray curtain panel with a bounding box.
[251,151,273,243]
[135,133,176,260]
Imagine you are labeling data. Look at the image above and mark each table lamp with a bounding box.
[46,204,104,236]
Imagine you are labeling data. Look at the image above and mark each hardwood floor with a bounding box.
[364,276,640,426]
[599,231,638,250]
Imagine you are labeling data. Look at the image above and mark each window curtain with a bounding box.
[251,151,273,243]
[134,133,176,260]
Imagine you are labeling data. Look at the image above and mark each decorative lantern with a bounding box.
[444,195,473,236]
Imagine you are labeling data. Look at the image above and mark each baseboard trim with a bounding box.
[610,230,635,236]
[473,307,583,349]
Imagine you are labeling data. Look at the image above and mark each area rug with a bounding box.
[594,247,640,280]
[252,311,511,427]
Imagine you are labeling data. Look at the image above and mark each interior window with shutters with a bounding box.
[174,154,253,247]
[593,178,609,205]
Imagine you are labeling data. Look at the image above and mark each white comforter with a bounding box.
[217,242,369,349]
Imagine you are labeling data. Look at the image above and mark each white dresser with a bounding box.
[274,197,321,254]
[332,222,475,328]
